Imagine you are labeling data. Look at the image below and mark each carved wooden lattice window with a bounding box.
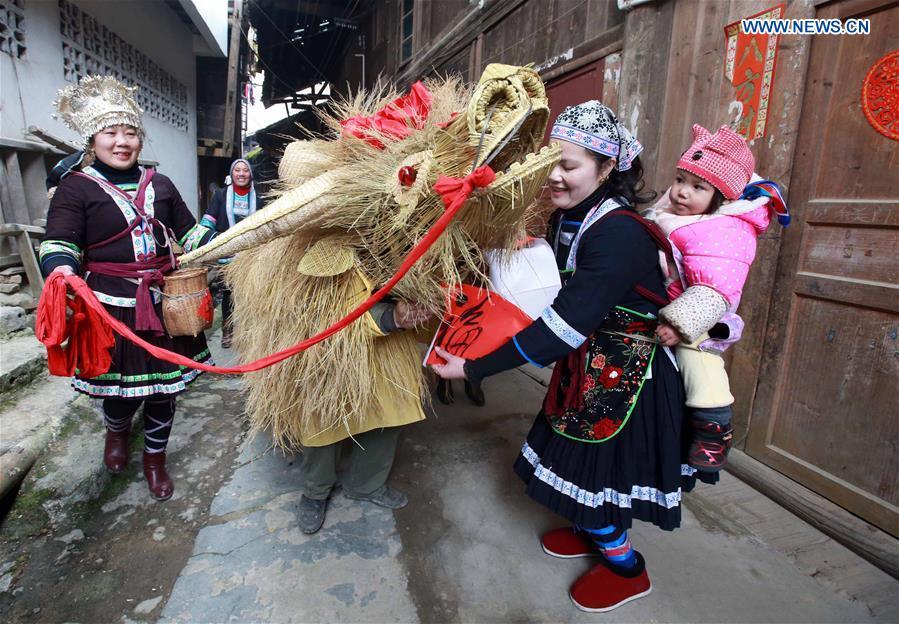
[0,0,26,58]
[58,0,189,131]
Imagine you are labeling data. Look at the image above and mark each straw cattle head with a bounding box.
[180,64,560,303]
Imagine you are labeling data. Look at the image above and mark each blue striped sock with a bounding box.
[581,524,638,568]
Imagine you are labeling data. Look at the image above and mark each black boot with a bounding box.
[688,419,734,472]
[298,495,328,534]
[436,378,454,405]
[464,379,486,406]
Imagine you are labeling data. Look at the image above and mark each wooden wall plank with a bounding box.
[2,151,32,225]
[798,224,899,284]
[793,274,899,313]
[616,0,676,196]
[18,151,50,224]
[806,201,899,227]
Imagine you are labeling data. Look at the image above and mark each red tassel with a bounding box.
[542,344,587,416]
[36,272,115,378]
[197,289,213,324]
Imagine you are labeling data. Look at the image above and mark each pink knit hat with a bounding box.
[677,125,754,200]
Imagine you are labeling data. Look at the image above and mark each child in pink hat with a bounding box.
[647,124,788,472]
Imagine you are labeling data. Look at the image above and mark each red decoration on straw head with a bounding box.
[340,81,434,149]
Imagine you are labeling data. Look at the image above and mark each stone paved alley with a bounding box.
[1,329,897,623]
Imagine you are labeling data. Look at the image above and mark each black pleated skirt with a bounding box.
[513,348,718,531]
[72,301,212,400]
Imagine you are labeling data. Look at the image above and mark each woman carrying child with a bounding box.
[432,101,717,612]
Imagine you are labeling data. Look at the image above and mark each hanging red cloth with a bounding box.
[542,345,587,416]
[36,272,115,378]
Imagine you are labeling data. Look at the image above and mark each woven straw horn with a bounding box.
[180,169,344,265]
[467,64,550,169]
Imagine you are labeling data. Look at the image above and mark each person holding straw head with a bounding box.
[433,101,717,613]
[40,76,216,501]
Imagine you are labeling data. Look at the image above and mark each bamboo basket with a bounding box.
[162,267,213,337]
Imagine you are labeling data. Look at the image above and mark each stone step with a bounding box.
[0,306,31,338]
[0,333,47,394]
[0,372,79,497]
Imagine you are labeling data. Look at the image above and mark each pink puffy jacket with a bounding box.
[653,195,772,309]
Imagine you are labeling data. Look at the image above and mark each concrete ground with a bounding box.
[1,330,897,623]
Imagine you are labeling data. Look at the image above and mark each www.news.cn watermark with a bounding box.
[741,18,871,35]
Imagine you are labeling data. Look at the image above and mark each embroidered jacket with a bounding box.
[39,167,213,307]
[466,192,666,382]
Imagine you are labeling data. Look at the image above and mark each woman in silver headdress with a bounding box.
[40,76,217,501]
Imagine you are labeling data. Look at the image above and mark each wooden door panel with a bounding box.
[769,297,898,499]
[793,274,899,313]
[746,0,899,536]
[800,222,899,283]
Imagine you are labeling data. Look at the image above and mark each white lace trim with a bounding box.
[522,442,690,510]
[540,306,586,348]
[92,289,162,308]
[565,198,624,271]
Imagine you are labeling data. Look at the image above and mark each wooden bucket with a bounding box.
[162,267,213,337]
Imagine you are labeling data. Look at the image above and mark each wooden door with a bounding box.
[543,59,605,144]
[746,0,899,536]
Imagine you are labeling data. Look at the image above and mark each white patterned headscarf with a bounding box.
[549,101,643,172]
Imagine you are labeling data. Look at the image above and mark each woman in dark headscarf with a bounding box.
[433,101,716,613]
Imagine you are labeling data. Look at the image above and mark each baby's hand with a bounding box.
[655,323,682,347]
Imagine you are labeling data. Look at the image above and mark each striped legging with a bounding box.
[102,397,175,454]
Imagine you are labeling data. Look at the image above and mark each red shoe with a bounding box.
[143,452,174,501]
[541,527,599,558]
[569,553,652,612]
[103,428,131,473]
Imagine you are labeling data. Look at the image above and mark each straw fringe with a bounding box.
[206,67,558,450]
[226,240,427,448]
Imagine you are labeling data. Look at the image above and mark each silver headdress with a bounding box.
[54,75,144,147]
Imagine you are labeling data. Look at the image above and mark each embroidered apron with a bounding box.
[543,307,658,442]
[542,198,669,443]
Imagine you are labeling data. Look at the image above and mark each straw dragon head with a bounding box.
[180,64,560,304]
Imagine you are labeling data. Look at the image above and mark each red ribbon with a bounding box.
[433,166,496,211]
[340,81,433,149]
[36,165,495,377]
